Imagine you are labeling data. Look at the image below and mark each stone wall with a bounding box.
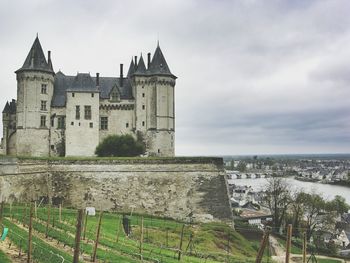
[0,157,233,223]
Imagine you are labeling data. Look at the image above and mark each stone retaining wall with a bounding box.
[0,157,233,223]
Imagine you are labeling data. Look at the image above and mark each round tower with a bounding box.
[15,36,55,156]
[132,44,176,156]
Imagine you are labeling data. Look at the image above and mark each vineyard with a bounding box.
[0,202,268,262]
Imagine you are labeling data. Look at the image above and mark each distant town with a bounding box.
[223,154,350,258]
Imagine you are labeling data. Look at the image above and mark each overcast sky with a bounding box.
[1,0,350,156]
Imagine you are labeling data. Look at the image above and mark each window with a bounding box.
[91,93,94,97]
[142,105,145,110]
[71,122,74,125]
[158,149,160,153]
[57,116,65,129]
[142,121,145,126]
[100,117,108,130]
[41,100,47,111]
[41,84,47,94]
[51,145,55,150]
[126,123,129,128]
[142,93,145,97]
[51,119,54,127]
[84,106,91,120]
[89,122,93,128]
[75,106,80,120]
[40,115,46,127]
[110,91,119,102]
[72,93,75,97]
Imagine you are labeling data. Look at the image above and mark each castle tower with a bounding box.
[132,44,176,156]
[15,36,55,156]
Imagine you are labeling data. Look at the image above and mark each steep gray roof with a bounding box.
[2,102,10,114]
[134,55,147,75]
[127,59,136,77]
[68,73,98,92]
[147,45,175,78]
[52,72,133,107]
[9,100,16,114]
[16,36,54,74]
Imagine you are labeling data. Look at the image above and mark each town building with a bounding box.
[1,36,176,157]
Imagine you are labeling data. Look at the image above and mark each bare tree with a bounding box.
[264,177,291,231]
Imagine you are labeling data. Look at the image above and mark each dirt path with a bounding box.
[0,237,27,263]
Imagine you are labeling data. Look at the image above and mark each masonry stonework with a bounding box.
[1,37,176,157]
[0,157,233,223]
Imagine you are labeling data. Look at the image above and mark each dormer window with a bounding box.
[109,85,120,102]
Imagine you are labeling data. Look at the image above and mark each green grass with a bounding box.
[0,248,12,263]
[3,204,266,262]
[317,259,342,263]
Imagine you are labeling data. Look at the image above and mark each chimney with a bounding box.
[96,73,100,86]
[120,64,123,87]
[147,53,151,69]
[134,56,138,67]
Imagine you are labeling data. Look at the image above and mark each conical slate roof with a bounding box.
[16,36,54,74]
[134,55,147,75]
[127,58,136,77]
[148,44,175,77]
[2,102,10,114]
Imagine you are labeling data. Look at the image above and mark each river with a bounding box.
[231,177,350,204]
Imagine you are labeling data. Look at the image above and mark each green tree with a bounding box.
[264,177,291,231]
[95,134,145,157]
[327,195,350,216]
[302,193,327,241]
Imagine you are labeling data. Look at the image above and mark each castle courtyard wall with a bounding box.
[0,157,233,223]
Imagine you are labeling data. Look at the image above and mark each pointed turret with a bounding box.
[2,102,10,114]
[127,58,136,77]
[148,44,175,78]
[15,36,54,74]
[134,55,147,75]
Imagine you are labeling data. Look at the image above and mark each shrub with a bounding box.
[95,134,145,157]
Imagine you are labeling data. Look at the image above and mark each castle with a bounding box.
[0,36,176,157]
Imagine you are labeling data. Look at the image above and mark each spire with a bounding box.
[134,55,147,75]
[15,36,54,74]
[127,58,136,77]
[148,44,175,78]
[2,102,10,114]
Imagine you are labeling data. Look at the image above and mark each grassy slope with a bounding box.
[0,249,12,263]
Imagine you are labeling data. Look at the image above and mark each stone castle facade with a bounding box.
[1,37,176,157]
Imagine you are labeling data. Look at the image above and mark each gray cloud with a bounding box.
[0,0,349,155]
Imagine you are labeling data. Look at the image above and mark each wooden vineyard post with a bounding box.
[303,232,307,263]
[92,211,103,262]
[83,210,88,240]
[59,203,62,223]
[10,202,12,220]
[116,217,121,243]
[73,209,84,263]
[166,228,169,247]
[139,216,144,260]
[34,201,37,218]
[285,224,292,263]
[27,204,34,263]
[0,201,4,233]
[178,224,185,261]
[255,227,270,263]
[22,205,27,226]
[45,203,51,238]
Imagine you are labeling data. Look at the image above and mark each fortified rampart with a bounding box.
[0,157,233,223]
